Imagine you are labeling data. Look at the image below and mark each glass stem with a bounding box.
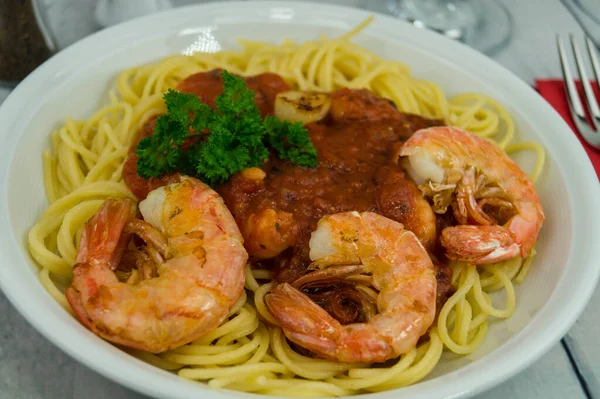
[409,0,456,6]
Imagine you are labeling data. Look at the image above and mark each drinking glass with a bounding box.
[382,0,513,55]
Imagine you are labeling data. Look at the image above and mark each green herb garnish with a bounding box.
[264,116,318,168]
[135,70,317,186]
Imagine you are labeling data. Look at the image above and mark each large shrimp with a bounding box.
[265,211,437,363]
[400,126,544,264]
[66,177,248,353]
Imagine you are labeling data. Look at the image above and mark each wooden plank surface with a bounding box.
[565,286,600,397]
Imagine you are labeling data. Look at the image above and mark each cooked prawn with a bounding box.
[400,126,544,264]
[66,177,248,353]
[265,211,437,363]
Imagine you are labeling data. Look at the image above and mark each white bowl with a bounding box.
[1,2,599,398]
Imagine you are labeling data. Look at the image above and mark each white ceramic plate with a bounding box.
[1,2,599,398]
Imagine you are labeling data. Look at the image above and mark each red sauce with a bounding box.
[176,68,289,117]
[217,88,443,283]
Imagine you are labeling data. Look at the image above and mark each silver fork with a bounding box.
[557,35,600,149]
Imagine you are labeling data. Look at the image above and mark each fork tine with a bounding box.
[557,35,587,122]
[586,36,600,91]
[570,34,600,129]
[557,35,600,148]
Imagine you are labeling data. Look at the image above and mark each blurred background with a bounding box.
[2,0,598,87]
[27,0,514,53]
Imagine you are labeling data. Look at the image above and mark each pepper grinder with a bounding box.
[0,0,56,86]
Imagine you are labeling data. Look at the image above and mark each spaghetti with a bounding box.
[27,16,545,397]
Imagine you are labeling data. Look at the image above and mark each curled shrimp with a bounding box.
[66,177,248,353]
[265,211,437,363]
[400,126,544,264]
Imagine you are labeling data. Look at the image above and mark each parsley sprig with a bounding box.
[135,70,317,186]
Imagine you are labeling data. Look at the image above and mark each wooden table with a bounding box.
[0,0,597,398]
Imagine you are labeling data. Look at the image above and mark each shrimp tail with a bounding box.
[75,198,136,268]
[266,283,339,358]
[441,225,520,264]
[65,278,91,329]
[67,199,136,332]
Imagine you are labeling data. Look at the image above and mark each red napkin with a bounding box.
[535,79,600,177]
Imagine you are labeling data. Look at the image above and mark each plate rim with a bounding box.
[1,1,599,399]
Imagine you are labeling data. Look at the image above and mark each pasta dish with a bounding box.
[27,17,545,397]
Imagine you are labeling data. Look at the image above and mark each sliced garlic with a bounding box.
[274,91,331,125]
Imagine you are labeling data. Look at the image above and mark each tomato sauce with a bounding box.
[218,88,443,284]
